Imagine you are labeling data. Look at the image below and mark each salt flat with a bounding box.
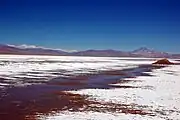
[0,55,180,120]
[0,55,156,87]
[39,65,180,120]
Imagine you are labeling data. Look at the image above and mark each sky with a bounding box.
[0,0,180,53]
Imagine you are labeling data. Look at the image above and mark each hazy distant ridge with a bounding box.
[0,44,179,58]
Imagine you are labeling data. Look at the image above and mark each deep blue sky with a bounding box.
[0,0,180,52]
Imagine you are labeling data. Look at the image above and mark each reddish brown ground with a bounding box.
[0,86,154,120]
[153,59,174,65]
[0,65,163,120]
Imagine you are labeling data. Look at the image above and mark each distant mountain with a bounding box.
[0,44,21,54]
[0,44,68,55]
[71,48,172,58]
[131,47,170,58]
[171,54,180,59]
[21,48,68,55]
[71,49,140,57]
[0,44,179,58]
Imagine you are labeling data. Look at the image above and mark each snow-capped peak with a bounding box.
[17,44,41,49]
[7,44,77,52]
[7,44,44,49]
[132,47,154,53]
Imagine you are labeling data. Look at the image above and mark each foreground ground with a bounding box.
[0,55,179,120]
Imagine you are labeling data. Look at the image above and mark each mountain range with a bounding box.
[0,44,179,58]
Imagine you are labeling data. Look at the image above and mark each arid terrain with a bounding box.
[0,55,179,120]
